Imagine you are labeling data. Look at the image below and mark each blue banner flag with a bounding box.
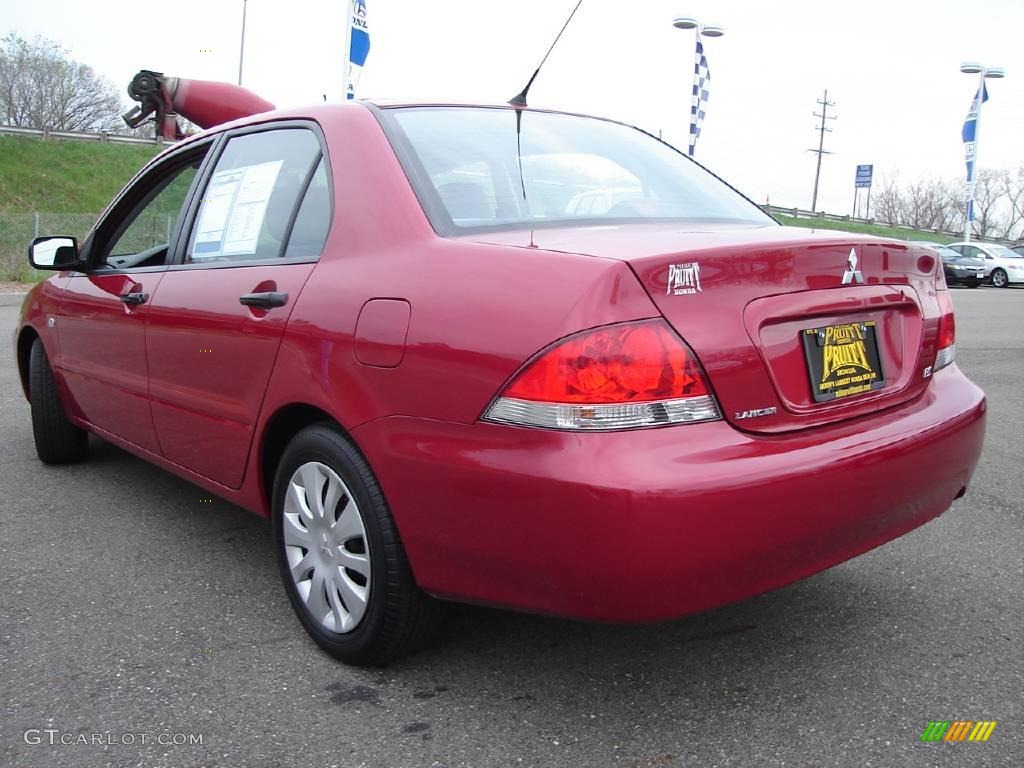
[347,0,370,100]
[962,82,988,221]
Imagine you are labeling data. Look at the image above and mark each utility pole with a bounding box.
[809,89,837,211]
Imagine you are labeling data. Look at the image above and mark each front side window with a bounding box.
[381,107,774,234]
[187,128,322,263]
[101,151,206,269]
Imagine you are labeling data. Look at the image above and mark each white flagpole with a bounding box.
[340,0,353,102]
[964,69,985,243]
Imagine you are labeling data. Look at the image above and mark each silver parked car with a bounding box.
[947,242,1024,288]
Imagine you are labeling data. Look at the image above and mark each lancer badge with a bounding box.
[735,407,777,420]
[842,249,864,285]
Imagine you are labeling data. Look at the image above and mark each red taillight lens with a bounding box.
[938,309,955,349]
[504,320,709,404]
[485,320,720,430]
[934,290,956,372]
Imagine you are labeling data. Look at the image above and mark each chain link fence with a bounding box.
[0,212,99,281]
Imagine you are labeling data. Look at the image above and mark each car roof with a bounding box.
[167,99,654,156]
[365,98,588,114]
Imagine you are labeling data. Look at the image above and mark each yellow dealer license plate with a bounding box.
[801,321,886,403]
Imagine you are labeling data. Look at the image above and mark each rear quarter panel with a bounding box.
[251,104,659,502]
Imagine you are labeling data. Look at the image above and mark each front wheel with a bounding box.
[272,424,443,665]
[992,268,1009,288]
[28,339,88,464]
[967,280,980,288]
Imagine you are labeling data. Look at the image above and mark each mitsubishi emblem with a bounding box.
[842,248,865,285]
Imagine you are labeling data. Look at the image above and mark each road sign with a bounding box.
[855,164,874,188]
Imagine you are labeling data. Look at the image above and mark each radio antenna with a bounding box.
[508,0,585,107]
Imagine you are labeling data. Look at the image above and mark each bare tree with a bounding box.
[872,175,905,224]
[902,179,950,230]
[935,181,964,234]
[874,174,963,233]
[970,169,1007,240]
[1001,167,1024,242]
[0,34,121,132]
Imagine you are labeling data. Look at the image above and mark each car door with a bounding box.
[145,124,331,489]
[56,141,213,452]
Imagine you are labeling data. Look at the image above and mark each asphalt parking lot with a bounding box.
[1,286,1021,768]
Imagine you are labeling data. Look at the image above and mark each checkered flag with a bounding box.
[689,40,710,157]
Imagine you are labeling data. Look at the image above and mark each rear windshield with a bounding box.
[380,106,774,235]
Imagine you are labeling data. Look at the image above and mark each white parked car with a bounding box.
[948,242,1024,288]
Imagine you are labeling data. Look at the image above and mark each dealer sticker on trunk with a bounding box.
[667,263,702,295]
[801,321,886,402]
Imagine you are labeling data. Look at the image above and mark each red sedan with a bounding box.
[15,102,986,665]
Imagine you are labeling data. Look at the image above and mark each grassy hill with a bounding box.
[774,214,958,244]
[0,135,159,213]
[0,135,160,280]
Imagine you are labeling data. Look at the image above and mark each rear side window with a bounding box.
[284,158,331,259]
[187,128,321,263]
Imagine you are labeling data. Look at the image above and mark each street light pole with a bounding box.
[672,16,723,158]
[960,61,1005,242]
[238,0,248,87]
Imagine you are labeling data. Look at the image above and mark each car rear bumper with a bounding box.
[353,366,986,622]
[946,270,984,284]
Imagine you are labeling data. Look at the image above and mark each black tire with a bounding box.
[967,280,980,288]
[992,268,1009,288]
[271,423,443,665]
[28,339,88,464]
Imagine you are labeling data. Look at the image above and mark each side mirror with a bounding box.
[29,236,79,270]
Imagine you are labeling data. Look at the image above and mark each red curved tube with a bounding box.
[170,78,275,130]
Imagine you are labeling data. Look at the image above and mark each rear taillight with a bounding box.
[934,290,955,372]
[483,319,721,430]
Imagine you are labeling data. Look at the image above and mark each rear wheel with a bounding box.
[992,268,1008,288]
[28,339,88,464]
[272,423,443,665]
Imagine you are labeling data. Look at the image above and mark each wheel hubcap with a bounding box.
[994,271,1006,286]
[283,462,370,633]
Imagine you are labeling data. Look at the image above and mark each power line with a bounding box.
[808,89,837,211]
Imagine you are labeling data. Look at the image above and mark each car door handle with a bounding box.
[119,291,149,305]
[239,291,289,309]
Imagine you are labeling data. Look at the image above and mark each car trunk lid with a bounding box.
[464,224,946,434]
